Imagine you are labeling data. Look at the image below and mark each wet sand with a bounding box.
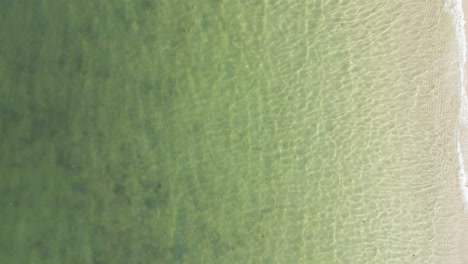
[458,0,468,261]
[452,1,468,263]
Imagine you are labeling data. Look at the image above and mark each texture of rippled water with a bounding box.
[0,0,464,263]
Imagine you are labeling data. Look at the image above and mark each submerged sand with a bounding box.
[0,1,467,263]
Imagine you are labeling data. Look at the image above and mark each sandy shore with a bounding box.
[453,1,468,263]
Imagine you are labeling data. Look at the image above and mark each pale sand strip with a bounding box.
[453,0,468,263]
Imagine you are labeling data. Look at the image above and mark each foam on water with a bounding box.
[445,0,468,212]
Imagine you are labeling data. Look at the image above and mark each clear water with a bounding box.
[0,0,463,263]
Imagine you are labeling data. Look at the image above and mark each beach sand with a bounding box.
[450,1,468,263]
[457,0,468,263]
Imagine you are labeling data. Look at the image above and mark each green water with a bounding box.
[0,0,462,263]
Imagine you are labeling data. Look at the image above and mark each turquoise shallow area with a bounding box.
[0,0,461,263]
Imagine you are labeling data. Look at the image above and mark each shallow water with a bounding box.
[0,0,463,263]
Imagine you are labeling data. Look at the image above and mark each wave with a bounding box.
[446,0,468,212]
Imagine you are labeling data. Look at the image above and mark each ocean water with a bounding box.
[0,0,465,263]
